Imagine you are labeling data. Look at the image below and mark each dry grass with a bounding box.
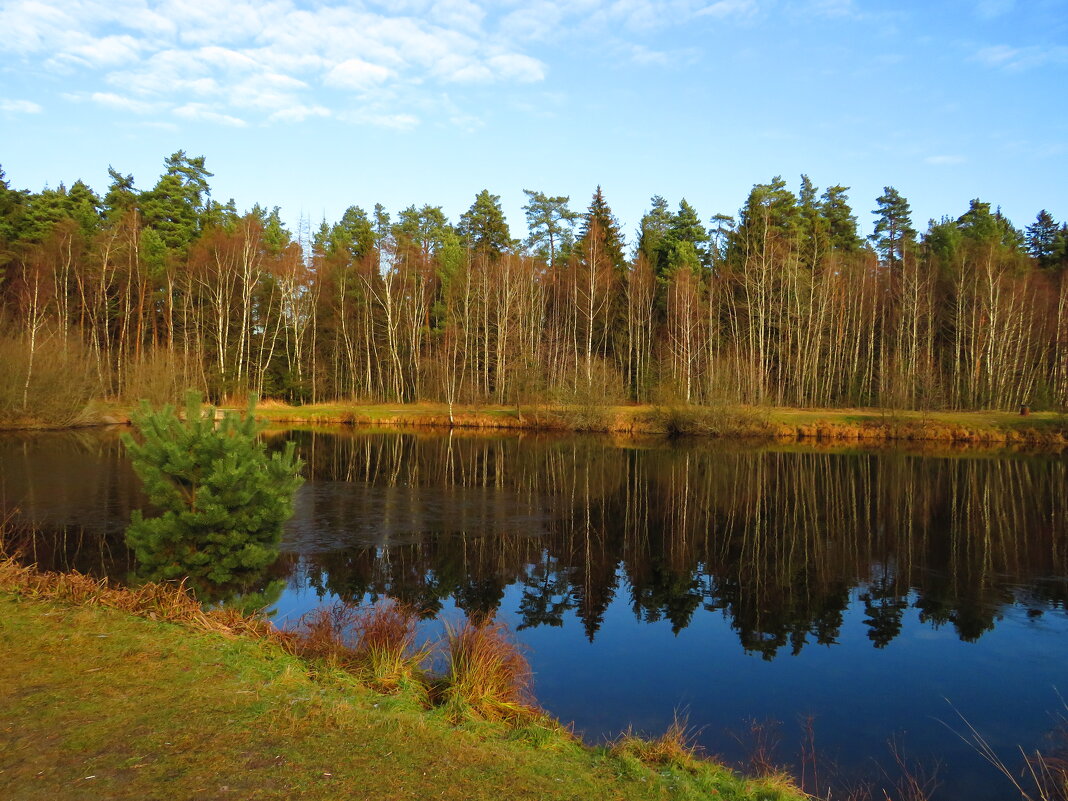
[0,534,537,726]
[292,601,430,693]
[440,618,539,724]
[610,715,702,769]
[952,703,1068,801]
[0,550,276,640]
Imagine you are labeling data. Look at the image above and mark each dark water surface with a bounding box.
[3,427,1067,799]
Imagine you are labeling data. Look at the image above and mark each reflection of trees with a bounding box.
[291,431,1068,657]
[5,429,1068,657]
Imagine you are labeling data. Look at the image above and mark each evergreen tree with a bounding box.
[1026,210,1059,267]
[122,391,304,593]
[140,151,213,252]
[637,195,673,276]
[819,184,862,253]
[103,166,137,222]
[797,174,829,268]
[328,205,375,260]
[870,186,916,267]
[522,189,578,268]
[666,198,709,271]
[576,186,626,274]
[459,189,512,259]
[730,176,798,261]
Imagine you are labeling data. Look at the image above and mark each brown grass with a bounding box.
[0,533,538,725]
[0,550,276,641]
[291,601,430,693]
[610,715,702,769]
[440,618,539,724]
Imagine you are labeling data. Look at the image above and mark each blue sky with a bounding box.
[1,0,1066,247]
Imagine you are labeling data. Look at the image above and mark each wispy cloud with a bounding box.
[0,0,764,129]
[975,0,1015,20]
[696,0,758,20]
[173,102,247,127]
[975,43,1068,71]
[924,154,966,166]
[90,91,158,113]
[0,98,43,113]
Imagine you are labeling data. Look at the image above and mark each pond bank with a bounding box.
[5,400,1068,448]
[0,560,805,801]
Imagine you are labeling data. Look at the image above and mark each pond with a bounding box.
[2,427,1067,799]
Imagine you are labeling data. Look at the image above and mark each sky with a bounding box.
[1,0,1066,248]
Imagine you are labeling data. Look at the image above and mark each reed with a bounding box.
[440,618,538,723]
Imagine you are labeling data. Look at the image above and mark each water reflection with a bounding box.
[285,431,1068,656]
[5,428,1068,799]
[3,429,1066,654]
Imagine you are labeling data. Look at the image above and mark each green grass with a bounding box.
[0,594,805,801]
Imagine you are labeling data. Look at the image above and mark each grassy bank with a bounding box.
[223,401,1068,447]
[0,560,804,801]
[5,398,1068,448]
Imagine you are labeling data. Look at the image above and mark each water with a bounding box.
[3,427,1067,799]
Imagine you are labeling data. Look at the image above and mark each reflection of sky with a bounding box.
[6,428,1068,801]
[269,555,1068,801]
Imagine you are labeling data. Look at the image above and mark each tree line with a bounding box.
[2,152,1067,415]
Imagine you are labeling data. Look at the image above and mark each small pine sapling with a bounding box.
[122,390,303,593]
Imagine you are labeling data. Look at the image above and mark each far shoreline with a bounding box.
[3,400,1067,450]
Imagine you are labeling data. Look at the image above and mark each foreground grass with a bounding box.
[0,593,804,801]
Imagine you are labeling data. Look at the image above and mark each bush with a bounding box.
[0,331,97,427]
[122,391,303,595]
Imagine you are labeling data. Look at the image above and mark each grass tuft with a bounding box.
[610,715,701,770]
[291,601,430,695]
[439,618,539,724]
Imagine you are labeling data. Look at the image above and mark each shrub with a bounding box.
[122,390,303,595]
[0,332,96,427]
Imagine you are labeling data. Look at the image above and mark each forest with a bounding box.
[2,151,1067,423]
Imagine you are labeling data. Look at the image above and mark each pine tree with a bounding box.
[522,189,578,268]
[1026,210,1059,267]
[797,175,829,269]
[870,186,916,267]
[819,184,862,253]
[576,186,625,274]
[122,391,304,593]
[459,189,512,259]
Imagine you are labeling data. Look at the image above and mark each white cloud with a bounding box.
[975,44,1068,71]
[0,98,43,113]
[268,104,331,123]
[487,53,546,82]
[325,59,394,90]
[924,155,966,166]
[341,109,421,130]
[90,91,157,113]
[0,0,755,129]
[696,0,758,20]
[976,0,1014,20]
[174,102,247,126]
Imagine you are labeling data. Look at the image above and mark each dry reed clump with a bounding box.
[291,601,429,693]
[439,618,539,724]
[610,716,701,769]
[0,552,277,641]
